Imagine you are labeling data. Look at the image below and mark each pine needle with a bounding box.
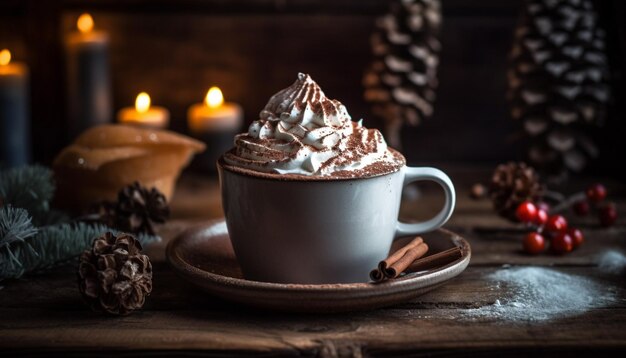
[0,206,38,247]
[0,206,40,276]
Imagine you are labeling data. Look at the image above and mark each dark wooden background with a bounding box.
[1,0,624,174]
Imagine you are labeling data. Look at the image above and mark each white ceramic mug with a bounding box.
[218,159,455,284]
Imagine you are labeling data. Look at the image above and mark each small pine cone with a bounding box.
[116,182,169,235]
[78,232,152,315]
[489,162,544,220]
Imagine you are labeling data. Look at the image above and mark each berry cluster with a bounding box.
[516,183,617,255]
[572,183,617,227]
[517,201,580,255]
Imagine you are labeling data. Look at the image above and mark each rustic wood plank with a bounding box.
[2,310,626,354]
[1,263,626,353]
[0,264,489,313]
[1,264,624,312]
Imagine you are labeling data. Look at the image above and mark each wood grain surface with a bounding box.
[1,169,625,356]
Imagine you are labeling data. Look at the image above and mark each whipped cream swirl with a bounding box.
[224,73,400,176]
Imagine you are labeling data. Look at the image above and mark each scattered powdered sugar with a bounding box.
[464,267,618,322]
[597,250,626,274]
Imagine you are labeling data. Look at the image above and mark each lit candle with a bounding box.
[0,49,30,167]
[187,87,243,173]
[188,87,243,134]
[65,13,112,138]
[117,92,170,129]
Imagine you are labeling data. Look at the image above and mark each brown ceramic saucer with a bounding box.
[166,220,471,313]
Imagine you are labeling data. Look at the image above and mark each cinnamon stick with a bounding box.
[384,242,429,278]
[369,267,385,282]
[369,237,428,282]
[379,237,424,271]
[407,246,463,273]
[370,245,464,282]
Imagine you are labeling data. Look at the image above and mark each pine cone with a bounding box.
[508,0,610,176]
[489,162,544,220]
[78,232,152,315]
[363,0,442,148]
[116,182,169,235]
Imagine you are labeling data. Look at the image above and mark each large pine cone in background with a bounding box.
[78,232,152,315]
[363,0,442,148]
[116,182,170,236]
[508,0,610,177]
[489,162,544,221]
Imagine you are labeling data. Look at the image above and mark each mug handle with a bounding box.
[394,167,456,238]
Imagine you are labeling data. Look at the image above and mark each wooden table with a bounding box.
[2,168,625,356]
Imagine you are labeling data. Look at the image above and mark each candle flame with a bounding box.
[0,49,11,66]
[135,92,151,113]
[205,87,224,108]
[77,13,94,33]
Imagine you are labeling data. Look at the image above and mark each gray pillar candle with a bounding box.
[64,14,112,139]
[187,87,243,174]
[0,49,30,168]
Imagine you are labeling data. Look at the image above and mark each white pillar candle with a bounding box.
[117,92,169,129]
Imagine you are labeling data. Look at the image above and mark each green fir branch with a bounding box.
[0,221,160,281]
[0,165,159,281]
[0,165,63,226]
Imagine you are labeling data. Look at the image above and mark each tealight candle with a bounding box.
[118,92,170,129]
[187,87,243,173]
[0,49,30,167]
[65,13,112,138]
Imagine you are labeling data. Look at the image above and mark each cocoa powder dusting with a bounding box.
[221,148,405,181]
[224,73,404,177]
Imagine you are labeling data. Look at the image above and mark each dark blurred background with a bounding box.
[1,0,624,175]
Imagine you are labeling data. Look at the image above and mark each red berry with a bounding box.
[599,203,617,227]
[536,202,550,212]
[516,201,538,223]
[573,200,590,216]
[551,232,574,254]
[586,183,607,203]
[523,232,545,255]
[545,215,568,233]
[535,209,548,225]
[568,228,584,249]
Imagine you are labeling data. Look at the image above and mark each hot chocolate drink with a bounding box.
[223,73,404,179]
[218,72,455,284]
